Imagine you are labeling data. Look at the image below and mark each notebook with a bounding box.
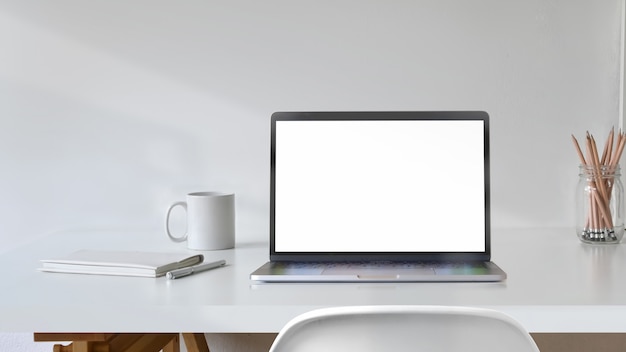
[250,111,506,282]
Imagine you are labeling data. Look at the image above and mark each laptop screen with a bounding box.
[270,111,490,261]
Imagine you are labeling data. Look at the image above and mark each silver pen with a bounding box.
[166,259,226,280]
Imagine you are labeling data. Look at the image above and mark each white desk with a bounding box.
[1,228,626,335]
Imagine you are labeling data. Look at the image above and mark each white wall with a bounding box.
[622,0,626,130]
[1,1,623,351]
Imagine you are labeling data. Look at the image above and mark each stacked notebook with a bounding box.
[39,250,204,277]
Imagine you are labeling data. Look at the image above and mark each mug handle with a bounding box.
[166,201,188,242]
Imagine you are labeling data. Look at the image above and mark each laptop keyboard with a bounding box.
[275,261,488,270]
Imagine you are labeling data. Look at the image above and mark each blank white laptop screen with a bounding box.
[273,116,486,254]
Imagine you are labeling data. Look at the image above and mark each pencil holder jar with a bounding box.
[576,164,624,244]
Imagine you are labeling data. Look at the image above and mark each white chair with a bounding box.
[269,306,540,352]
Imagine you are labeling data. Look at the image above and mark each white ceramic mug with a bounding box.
[165,192,235,250]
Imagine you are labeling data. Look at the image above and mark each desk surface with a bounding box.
[1,228,626,333]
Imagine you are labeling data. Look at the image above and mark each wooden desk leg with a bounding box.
[163,334,180,352]
[122,333,178,351]
[182,333,210,352]
[52,343,74,352]
[50,341,91,352]
[35,334,105,352]
[35,333,182,352]
[69,341,91,352]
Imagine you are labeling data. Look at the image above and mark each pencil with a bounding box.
[573,128,625,241]
[571,135,586,165]
[600,127,613,165]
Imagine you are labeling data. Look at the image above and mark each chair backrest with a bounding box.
[269,306,540,352]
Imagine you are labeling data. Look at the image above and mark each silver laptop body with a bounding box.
[250,111,506,282]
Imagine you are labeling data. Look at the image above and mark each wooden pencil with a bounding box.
[600,127,613,165]
[573,128,625,240]
[571,135,587,165]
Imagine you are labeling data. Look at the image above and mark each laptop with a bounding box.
[250,111,506,282]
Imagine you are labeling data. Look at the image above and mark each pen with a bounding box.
[166,259,226,280]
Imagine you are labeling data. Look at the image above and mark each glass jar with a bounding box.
[576,164,624,244]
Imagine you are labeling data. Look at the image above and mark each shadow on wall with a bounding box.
[0,79,269,252]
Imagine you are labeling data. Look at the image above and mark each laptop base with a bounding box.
[250,260,507,282]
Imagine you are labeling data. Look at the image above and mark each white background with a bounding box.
[1,1,624,351]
